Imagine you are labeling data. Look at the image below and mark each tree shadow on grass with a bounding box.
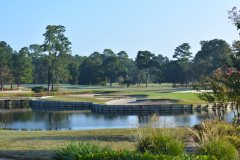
[0,149,54,160]
[16,135,136,142]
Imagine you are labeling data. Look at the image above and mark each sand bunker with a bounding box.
[0,90,33,93]
[69,94,100,97]
[106,97,178,105]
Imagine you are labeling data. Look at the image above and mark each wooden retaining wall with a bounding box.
[30,100,93,110]
[30,100,216,112]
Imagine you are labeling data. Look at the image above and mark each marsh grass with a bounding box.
[133,114,186,155]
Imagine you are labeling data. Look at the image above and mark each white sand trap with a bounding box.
[0,90,33,93]
[96,98,114,100]
[173,90,212,93]
[106,98,178,105]
[69,94,100,97]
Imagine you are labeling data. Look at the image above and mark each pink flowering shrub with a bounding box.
[228,6,240,28]
[197,65,240,120]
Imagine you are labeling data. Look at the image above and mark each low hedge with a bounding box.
[76,152,217,160]
[53,150,217,160]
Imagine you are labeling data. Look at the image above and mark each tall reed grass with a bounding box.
[189,118,239,160]
[132,114,186,155]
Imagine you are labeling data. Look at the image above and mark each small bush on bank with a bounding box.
[136,134,184,155]
[31,86,47,92]
[52,142,217,160]
[76,152,217,160]
[51,141,111,160]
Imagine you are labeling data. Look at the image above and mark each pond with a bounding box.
[0,106,235,130]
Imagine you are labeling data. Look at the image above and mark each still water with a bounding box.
[0,107,235,130]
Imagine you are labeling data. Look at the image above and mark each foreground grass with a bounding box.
[0,129,136,159]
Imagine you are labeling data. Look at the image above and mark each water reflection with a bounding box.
[0,107,235,130]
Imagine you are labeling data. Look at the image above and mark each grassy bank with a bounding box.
[0,128,136,159]
[1,118,240,160]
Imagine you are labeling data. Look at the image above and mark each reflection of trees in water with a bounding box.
[0,111,33,123]
[195,109,226,121]
[0,100,30,109]
[33,111,72,129]
[0,108,235,130]
[90,112,128,121]
[0,101,3,108]
[137,115,150,126]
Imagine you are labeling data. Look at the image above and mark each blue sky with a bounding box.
[1,0,240,59]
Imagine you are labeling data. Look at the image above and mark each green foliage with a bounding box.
[190,119,240,160]
[135,51,158,88]
[42,25,72,91]
[12,47,34,88]
[228,135,240,152]
[51,142,216,160]
[31,86,48,92]
[193,39,232,79]
[0,41,13,90]
[197,139,238,160]
[122,79,133,87]
[51,141,111,160]
[134,114,185,156]
[196,66,240,120]
[76,152,217,160]
[52,142,217,160]
[136,134,184,156]
[102,55,126,86]
[173,43,192,86]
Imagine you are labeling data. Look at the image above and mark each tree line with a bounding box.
[0,25,234,91]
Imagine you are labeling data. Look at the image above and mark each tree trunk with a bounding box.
[52,73,54,91]
[146,72,148,88]
[48,70,51,92]
[52,82,54,91]
[1,79,3,91]
[17,79,20,90]
[11,84,13,90]
[110,77,112,87]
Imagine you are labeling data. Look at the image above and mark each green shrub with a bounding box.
[228,135,240,152]
[136,134,184,155]
[76,152,217,160]
[197,139,238,160]
[134,114,185,156]
[52,141,217,160]
[31,86,47,92]
[51,141,111,160]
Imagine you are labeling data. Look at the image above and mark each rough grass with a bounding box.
[0,128,136,159]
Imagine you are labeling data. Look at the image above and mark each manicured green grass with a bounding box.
[1,83,205,104]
